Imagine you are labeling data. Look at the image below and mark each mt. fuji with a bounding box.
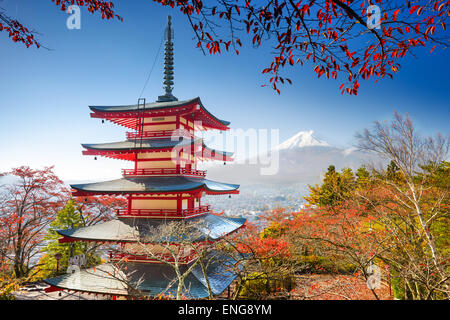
[275,130,330,150]
[205,130,379,186]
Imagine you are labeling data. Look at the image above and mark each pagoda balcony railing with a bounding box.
[121,167,206,177]
[109,251,197,264]
[126,129,193,140]
[116,205,211,218]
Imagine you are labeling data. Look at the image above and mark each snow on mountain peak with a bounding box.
[276,130,330,150]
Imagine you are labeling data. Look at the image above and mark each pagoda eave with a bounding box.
[55,214,246,244]
[81,149,234,162]
[81,139,234,162]
[96,115,229,132]
[89,97,230,131]
[70,177,240,197]
[71,188,239,197]
[43,257,238,299]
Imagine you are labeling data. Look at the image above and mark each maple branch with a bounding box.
[288,0,317,58]
[329,0,386,62]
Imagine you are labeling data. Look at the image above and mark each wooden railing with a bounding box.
[116,205,210,218]
[126,129,193,140]
[121,167,206,177]
[109,251,197,264]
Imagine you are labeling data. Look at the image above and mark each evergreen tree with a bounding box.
[305,166,356,207]
[356,166,371,186]
[386,160,401,181]
[36,200,101,279]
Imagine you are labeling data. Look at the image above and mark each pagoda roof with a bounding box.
[81,137,233,161]
[57,214,246,243]
[89,97,230,131]
[71,177,239,196]
[43,254,237,298]
[82,137,195,151]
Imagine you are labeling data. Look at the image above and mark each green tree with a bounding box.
[36,200,101,279]
[305,165,355,207]
[356,166,371,187]
[386,160,402,182]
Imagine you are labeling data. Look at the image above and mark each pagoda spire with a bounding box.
[157,15,178,102]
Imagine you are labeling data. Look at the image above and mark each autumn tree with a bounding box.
[219,210,298,299]
[355,111,449,299]
[258,200,385,297]
[75,195,127,226]
[0,166,68,278]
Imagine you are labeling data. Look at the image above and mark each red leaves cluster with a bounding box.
[150,0,449,96]
[0,18,40,48]
[0,166,69,276]
[51,0,123,21]
[0,166,68,230]
[236,229,291,259]
[0,0,123,49]
[3,0,448,96]
[75,195,127,225]
[227,211,292,260]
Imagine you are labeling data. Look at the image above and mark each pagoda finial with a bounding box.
[157,15,178,102]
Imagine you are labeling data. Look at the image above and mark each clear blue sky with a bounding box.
[1,0,449,181]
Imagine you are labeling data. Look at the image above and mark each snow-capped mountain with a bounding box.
[275,130,330,150]
[206,130,380,186]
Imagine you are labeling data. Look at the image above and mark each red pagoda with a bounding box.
[43,16,245,299]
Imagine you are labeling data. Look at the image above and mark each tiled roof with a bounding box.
[57,214,246,243]
[44,253,237,298]
[71,177,239,194]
